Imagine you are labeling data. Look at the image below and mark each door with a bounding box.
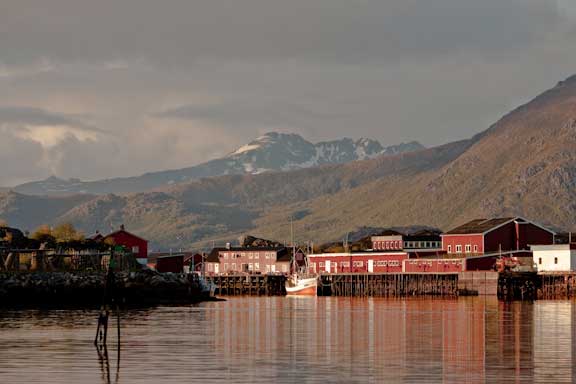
[368,260,374,273]
[326,260,331,273]
[214,263,219,274]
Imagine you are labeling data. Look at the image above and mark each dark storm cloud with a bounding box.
[0,106,97,131]
[0,0,560,66]
[0,0,574,186]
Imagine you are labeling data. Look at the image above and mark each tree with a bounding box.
[52,223,84,243]
[31,224,56,248]
[31,224,53,240]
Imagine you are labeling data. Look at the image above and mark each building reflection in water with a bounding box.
[206,296,576,382]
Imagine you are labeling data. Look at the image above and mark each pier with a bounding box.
[319,273,460,297]
[208,274,286,296]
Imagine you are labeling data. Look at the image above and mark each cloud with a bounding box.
[0,0,562,67]
[0,0,575,187]
[0,106,112,181]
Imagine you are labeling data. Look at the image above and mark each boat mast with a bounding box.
[291,215,296,274]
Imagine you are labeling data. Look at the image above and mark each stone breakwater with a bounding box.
[0,270,212,307]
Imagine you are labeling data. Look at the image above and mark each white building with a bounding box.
[531,244,576,272]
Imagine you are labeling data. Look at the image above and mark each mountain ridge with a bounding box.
[2,75,576,249]
[12,133,424,196]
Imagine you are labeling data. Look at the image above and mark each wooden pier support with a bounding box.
[208,274,286,296]
[319,273,459,297]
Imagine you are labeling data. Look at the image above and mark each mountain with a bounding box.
[12,133,424,196]
[2,75,576,249]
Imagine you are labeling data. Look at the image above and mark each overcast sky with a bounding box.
[1,0,576,186]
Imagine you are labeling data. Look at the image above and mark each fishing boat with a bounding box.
[285,273,318,295]
[284,217,318,296]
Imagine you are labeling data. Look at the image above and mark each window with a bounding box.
[224,263,228,271]
[554,257,558,265]
[447,245,452,253]
[282,264,288,273]
[231,263,236,271]
[254,262,260,270]
[465,245,471,253]
[353,261,364,267]
[455,245,462,253]
[255,253,259,259]
[319,262,325,267]
[340,261,350,267]
[249,263,253,271]
[132,246,139,254]
[473,245,478,253]
[539,258,542,265]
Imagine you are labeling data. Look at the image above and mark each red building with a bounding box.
[308,252,408,273]
[371,229,445,258]
[155,254,184,273]
[403,258,464,273]
[102,225,149,263]
[442,217,555,270]
[205,246,292,275]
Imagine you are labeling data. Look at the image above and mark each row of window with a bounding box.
[316,260,402,268]
[210,263,289,272]
[404,241,441,249]
[538,257,558,265]
[220,251,276,259]
[376,260,401,267]
[447,244,478,253]
[373,241,442,250]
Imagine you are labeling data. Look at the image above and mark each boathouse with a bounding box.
[442,217,555,270]
[442,217,554,256]
[101,225,149,265]
[531,244,576,272]
[205,246,292,275]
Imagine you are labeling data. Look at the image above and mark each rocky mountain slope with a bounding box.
[2,75,576,249]
[12,133,424,196]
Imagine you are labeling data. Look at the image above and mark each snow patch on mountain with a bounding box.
[13,132,425,196]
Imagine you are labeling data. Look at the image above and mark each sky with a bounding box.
[1,0,576,186]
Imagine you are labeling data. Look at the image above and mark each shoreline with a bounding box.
[0,270,220,308]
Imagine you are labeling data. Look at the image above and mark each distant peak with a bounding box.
[45,175,64,182]
[555,74,576,88]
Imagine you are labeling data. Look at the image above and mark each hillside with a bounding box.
[12,133,423,196]
[1,75,576,249]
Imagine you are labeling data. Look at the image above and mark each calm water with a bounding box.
[0,297,575,383]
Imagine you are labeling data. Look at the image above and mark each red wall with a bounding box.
[484,222,516,253]
[308,253,408,273]
[157,256,184,273]
[465,256,498,271]
[442,234,484,255]
[516,223,554,249]
[107,231,148,259]
[403,259,464,273]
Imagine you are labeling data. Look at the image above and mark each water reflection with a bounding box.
[0,298,575,383]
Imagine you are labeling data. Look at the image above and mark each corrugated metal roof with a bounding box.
[444,218,516,235]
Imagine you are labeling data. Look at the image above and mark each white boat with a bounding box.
[286,274,318,295]
[284,217,318,295]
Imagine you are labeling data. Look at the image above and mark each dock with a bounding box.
[319,273,461,297]
[208,274,286,296]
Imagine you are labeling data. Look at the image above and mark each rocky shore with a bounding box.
[0,270,215,307]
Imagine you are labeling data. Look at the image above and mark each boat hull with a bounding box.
[285,277,318,296]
